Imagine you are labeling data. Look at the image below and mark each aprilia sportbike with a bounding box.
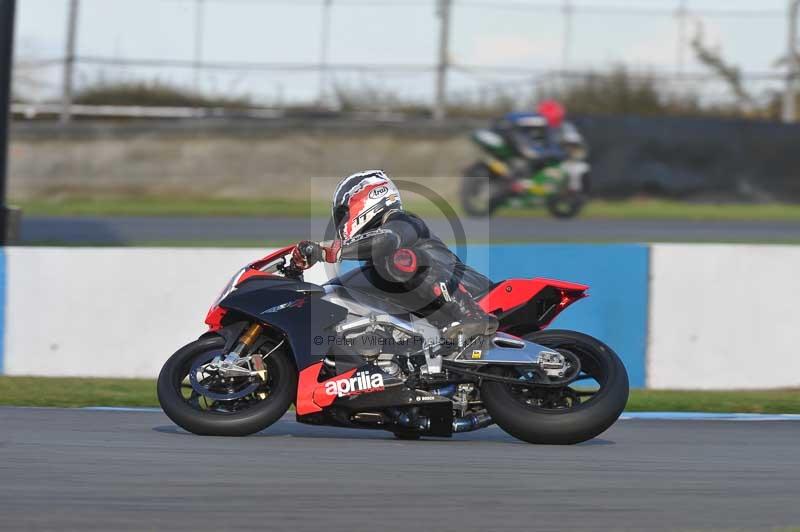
[157,245,628,444]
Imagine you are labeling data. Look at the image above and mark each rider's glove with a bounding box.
[291,241,321,270]
[291,240,342,270]
[319,240,343,263]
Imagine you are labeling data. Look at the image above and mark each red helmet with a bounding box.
[537,100,566,128]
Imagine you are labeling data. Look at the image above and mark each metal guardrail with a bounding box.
[10,103,287,120]
[9,103,419,124]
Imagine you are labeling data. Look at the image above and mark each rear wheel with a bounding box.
[461,163,504,217]
[480,330,628,444]
[157,335,297,436]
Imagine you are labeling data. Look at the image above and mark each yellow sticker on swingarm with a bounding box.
[471,350,482,359]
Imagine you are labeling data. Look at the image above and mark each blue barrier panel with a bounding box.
[0,247,4,374]
[336,243,649,387]
[460,244,649,388]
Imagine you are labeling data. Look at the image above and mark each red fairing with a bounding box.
[479,278,588,326]
[296,363,358,415]
[249,245,297,270]
[237,269,272,283]
[204,245,296,331]
[204,270,273,331]
[205,305,227,331]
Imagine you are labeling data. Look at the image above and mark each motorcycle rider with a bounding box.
[492,100,568,192]
[289,170,499,341]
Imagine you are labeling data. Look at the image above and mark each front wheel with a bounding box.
[480,330,628,444]
[157,335,297,436]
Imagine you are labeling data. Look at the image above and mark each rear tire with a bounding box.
[480,330,628,445]
[157,336,297,436]
[461,163,503,217]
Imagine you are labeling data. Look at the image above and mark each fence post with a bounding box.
[193,0,205,92]
[675,0,687,74]
[319,0,333,107]
[60,0,79,124]
[562,0,573,70]
[434,0,451,121]
[784,0,800,122]
[0,0,15,243]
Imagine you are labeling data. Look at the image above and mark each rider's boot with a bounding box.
[426,283,499,341]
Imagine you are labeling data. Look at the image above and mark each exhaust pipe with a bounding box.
[390,407,493,434]
[452,411,493,433]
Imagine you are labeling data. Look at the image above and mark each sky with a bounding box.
[11,0,792,104]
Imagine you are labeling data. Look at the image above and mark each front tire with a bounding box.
[546,190,585,219]
[157,336,297,436]
[481,330,628,445]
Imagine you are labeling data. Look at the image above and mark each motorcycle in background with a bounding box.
[461,121,590,218]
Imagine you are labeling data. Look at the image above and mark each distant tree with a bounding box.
[74,80,252,108]
[690,22,755,112]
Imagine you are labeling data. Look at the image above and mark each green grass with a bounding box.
[2,376,800,413]
[627,389,800,414]
[501,199,800,221]
[16,197,330,218]
[0,376,159,408]
[16,197,453,219]
[16,196,800,222]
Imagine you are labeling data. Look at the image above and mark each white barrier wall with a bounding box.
[648,244,800,390]
[3,247,330,378]
[6,244,800,388]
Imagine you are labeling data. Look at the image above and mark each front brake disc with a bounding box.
[189,351,260,401]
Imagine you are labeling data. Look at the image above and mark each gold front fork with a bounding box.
[231,323,269,397]
[239,323,263,347]
[228,323,263,359]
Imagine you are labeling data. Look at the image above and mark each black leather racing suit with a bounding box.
[333,210,498,338]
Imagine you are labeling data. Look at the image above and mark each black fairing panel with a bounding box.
[237,276,325,294]
[219,278,347,370]
[327,261,493,315]
[326,264,430,315]
[324,282,412,317]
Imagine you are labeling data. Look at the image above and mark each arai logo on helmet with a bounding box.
[324,371,385,398]
[368,185,388,199]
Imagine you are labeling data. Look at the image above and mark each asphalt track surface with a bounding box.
[2,407,799,531]
[21,215,800,244]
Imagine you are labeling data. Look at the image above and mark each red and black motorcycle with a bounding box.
[157,245,629,444]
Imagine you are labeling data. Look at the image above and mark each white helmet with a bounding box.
[332,170,402,239]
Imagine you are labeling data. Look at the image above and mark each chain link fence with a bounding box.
[9,0,797,120]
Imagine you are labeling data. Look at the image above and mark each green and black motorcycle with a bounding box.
[461,122,590,218]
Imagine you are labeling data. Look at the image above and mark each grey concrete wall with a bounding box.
[8,120,480,200]
[14,115,798,202]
